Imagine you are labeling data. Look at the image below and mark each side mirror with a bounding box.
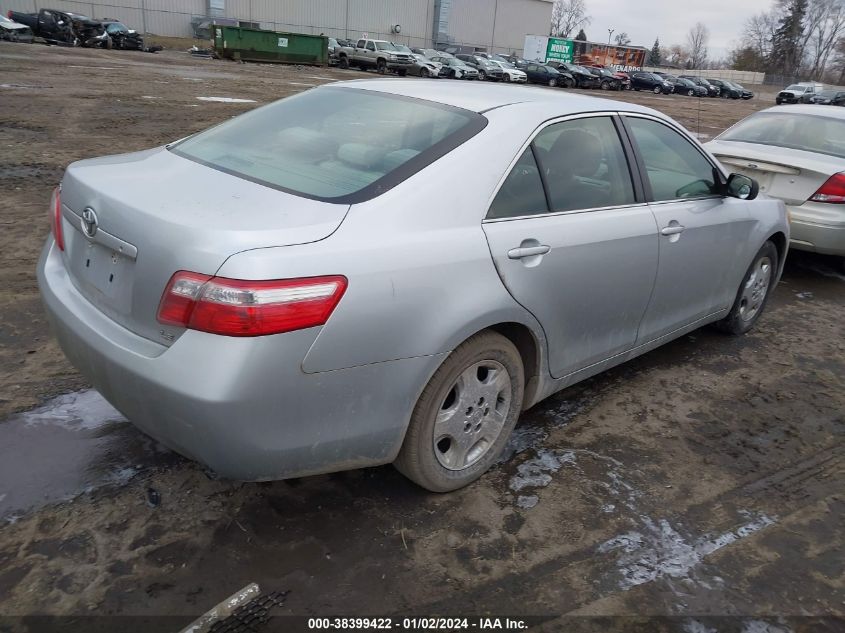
[726,173,759,200]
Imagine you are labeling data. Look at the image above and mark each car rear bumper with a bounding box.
[787,201,845,256]
[37,239,443,480]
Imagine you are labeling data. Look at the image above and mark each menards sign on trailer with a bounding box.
[523,35,646,72]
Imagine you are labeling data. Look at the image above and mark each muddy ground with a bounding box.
[0,42,843,632]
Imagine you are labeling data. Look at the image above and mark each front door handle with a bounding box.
[508,245,551,259]
[660,225,685,236]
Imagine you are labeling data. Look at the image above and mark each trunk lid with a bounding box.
[58,147,349,345]
[707,140,845,205]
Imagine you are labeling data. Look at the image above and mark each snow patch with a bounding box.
[598,512,776,590]
[196,96,256,103]
[509,449,576,492]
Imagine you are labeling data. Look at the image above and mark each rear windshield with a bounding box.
[171,88,484,203]
[718,112,845,159]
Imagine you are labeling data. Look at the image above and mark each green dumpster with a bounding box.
[213,26,328,66]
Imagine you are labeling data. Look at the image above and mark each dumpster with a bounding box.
[213,26,328,66]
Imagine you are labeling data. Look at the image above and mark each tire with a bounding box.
[601,80,610,90]
[479,70,487,80]
[394,331,525,492]
[397,68,407,77]
[688,89,695,96]
[420,67,429,78]
[377,58,387,74]
[634,86,640,91]
[653,85,661,94]
[339,55,349,69]
[548,78,557,87]
[563,77,575,88]
[714,241,778,336]
[504,74,511,82]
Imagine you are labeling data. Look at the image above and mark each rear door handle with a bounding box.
[660,225,685,236]
[508,245,551,259]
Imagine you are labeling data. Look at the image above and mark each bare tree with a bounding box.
[614,32,631,46]
[686,22,710,69]
[804,0,845,78]
[743,11,778,58]
[550,0,591,38]
[666,44,690,66]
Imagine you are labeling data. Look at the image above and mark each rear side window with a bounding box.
[488,149,547,219]
[534,117,636,212]
[171,88,485,203]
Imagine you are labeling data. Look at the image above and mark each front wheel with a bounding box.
[601,81,610,90]
[688,89,695,96]
[653,85,661,94]
[714,241,778,336]
[503,74,511,82]
[548,78,557,87]
[563,77,575,88]
[338,55,349,69]
[420,67,429,78]
[394,331,524,492]
[377,58,387,74]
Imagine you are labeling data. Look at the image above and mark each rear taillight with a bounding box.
[157,272,348,337]
[809,173,845,203]
[50,185,64,251]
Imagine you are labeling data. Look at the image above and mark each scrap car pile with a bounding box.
[5,7,160,51]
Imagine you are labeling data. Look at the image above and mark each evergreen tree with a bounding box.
[575,28,588,41]
[648,37,661,65]
[769,0,808,76]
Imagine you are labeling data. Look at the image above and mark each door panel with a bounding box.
[483,116,658,379]
[640,198,752,342]
[624,115,755,342]
[484,209,658,378]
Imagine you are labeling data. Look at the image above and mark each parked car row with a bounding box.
[5,8,159,51]
[329,45,757,103]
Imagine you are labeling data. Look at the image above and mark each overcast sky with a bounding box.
[584,0,774,59]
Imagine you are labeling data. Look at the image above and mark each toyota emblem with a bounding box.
[81,207,98,239]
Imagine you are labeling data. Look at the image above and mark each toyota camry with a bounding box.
[38,81,789,491]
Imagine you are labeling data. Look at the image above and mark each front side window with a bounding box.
[366,41,375,51]
[172,88,484,202]
[534,117,636,212]
[626,117,719,201]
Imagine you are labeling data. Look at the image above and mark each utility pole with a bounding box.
[607,28,614,46]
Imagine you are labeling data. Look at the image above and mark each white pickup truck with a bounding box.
[337,39,414,75]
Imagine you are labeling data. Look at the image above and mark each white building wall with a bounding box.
[3,0,553,47]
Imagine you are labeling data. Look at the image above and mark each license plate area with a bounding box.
[67,235,136,314]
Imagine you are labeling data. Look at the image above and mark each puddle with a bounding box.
[0,390,182,522]
[196,96,256,103]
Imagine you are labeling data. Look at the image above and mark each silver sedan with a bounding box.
[706,105,845,264]
[38,81,789,491]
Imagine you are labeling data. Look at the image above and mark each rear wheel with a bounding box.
[394,332,524,492]
[714,241,778,336]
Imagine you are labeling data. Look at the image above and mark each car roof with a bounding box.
[328,79,659,116]
[759,104,845,119]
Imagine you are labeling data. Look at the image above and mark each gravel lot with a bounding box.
[0,42,843,631]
